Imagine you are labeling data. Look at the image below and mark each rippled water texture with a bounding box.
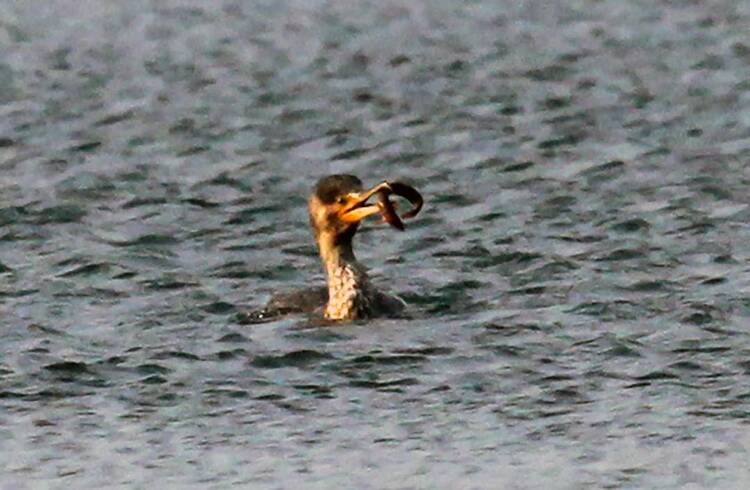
[3,1,750,488]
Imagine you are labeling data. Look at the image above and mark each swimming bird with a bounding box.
[253,174,422,322]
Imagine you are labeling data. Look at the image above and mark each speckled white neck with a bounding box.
[323,258,375,320]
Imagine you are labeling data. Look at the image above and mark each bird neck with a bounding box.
[317,236,375,320]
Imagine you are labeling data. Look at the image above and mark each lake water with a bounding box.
[2,1,750,488]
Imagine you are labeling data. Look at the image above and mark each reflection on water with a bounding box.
[2,0,750,488]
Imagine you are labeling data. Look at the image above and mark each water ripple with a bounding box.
[2,0,750,488]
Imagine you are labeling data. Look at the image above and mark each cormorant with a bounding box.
[247,174,422,322]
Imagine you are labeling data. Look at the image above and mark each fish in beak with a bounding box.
[338,181,423,230]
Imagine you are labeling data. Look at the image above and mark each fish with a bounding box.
[376,181,423,231]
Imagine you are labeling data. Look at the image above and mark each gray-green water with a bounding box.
[2,1,750,488]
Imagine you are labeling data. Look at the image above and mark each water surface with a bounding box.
[2,1,750,488]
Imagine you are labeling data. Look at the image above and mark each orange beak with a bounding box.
[338,181,423,231]
[338,182,392,224]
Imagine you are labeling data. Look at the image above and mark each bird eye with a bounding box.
[337,196,346,204]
